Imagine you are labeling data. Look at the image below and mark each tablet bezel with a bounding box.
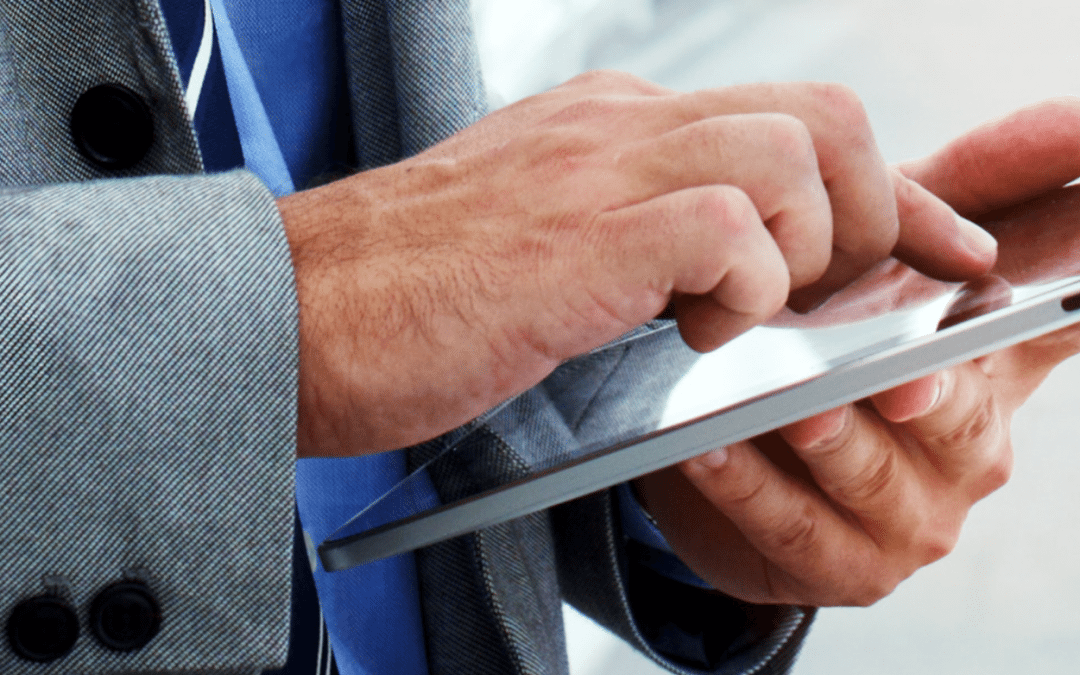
[319,278,1080,572]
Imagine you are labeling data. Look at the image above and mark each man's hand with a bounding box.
[278,72,994,456]
[635,98,1080,607]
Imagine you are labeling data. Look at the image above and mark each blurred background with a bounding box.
[468,0,1080,673]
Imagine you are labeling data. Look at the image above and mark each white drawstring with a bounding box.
[184,0,215,120]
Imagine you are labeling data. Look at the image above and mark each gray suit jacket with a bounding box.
[0,1,811,673]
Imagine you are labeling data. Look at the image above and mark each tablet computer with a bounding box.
[319,218,1080,572]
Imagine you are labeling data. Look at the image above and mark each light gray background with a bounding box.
[471,0,1080,672]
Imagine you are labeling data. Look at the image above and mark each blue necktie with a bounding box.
[218,0,351,190]
[206,0,295,196]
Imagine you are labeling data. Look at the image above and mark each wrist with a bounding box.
[276,179,371,458]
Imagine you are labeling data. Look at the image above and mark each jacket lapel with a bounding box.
[336,0,487,169]
[0,0,203,186]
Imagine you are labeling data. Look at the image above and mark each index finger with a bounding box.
[682,83,995,306]
[888,170,998,282]
[682,83,904,307]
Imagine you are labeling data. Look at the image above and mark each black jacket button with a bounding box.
[70,83,154,170]
[6,596,79,662]
[89,581,161,652]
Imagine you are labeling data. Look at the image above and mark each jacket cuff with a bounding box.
[0,171,296,673]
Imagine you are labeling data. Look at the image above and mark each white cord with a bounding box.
[184,0,215,119]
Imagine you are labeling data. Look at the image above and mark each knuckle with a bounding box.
[691,186,789,319]
[971,442,1014,498]
[696,185,756,229]
[566,69,656,95]
[761,114,818,171]
[927,394,1000,450]
[913,527,958,566]
[885,173,920,230]
[723,462,771,508]
[847,575,900,607]
[827,553,903,607]
[983,450,1014,491]
[546,96,624,128]
[807,82,873,142]
[564,69,611,88]
[762,505,821,558]
[831,446,900,507]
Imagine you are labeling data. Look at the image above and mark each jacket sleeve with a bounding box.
[544,326,816,675]
[0,171,297,674]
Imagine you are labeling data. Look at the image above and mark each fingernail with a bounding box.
[957,215,998,259]
[694,447,729,469]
